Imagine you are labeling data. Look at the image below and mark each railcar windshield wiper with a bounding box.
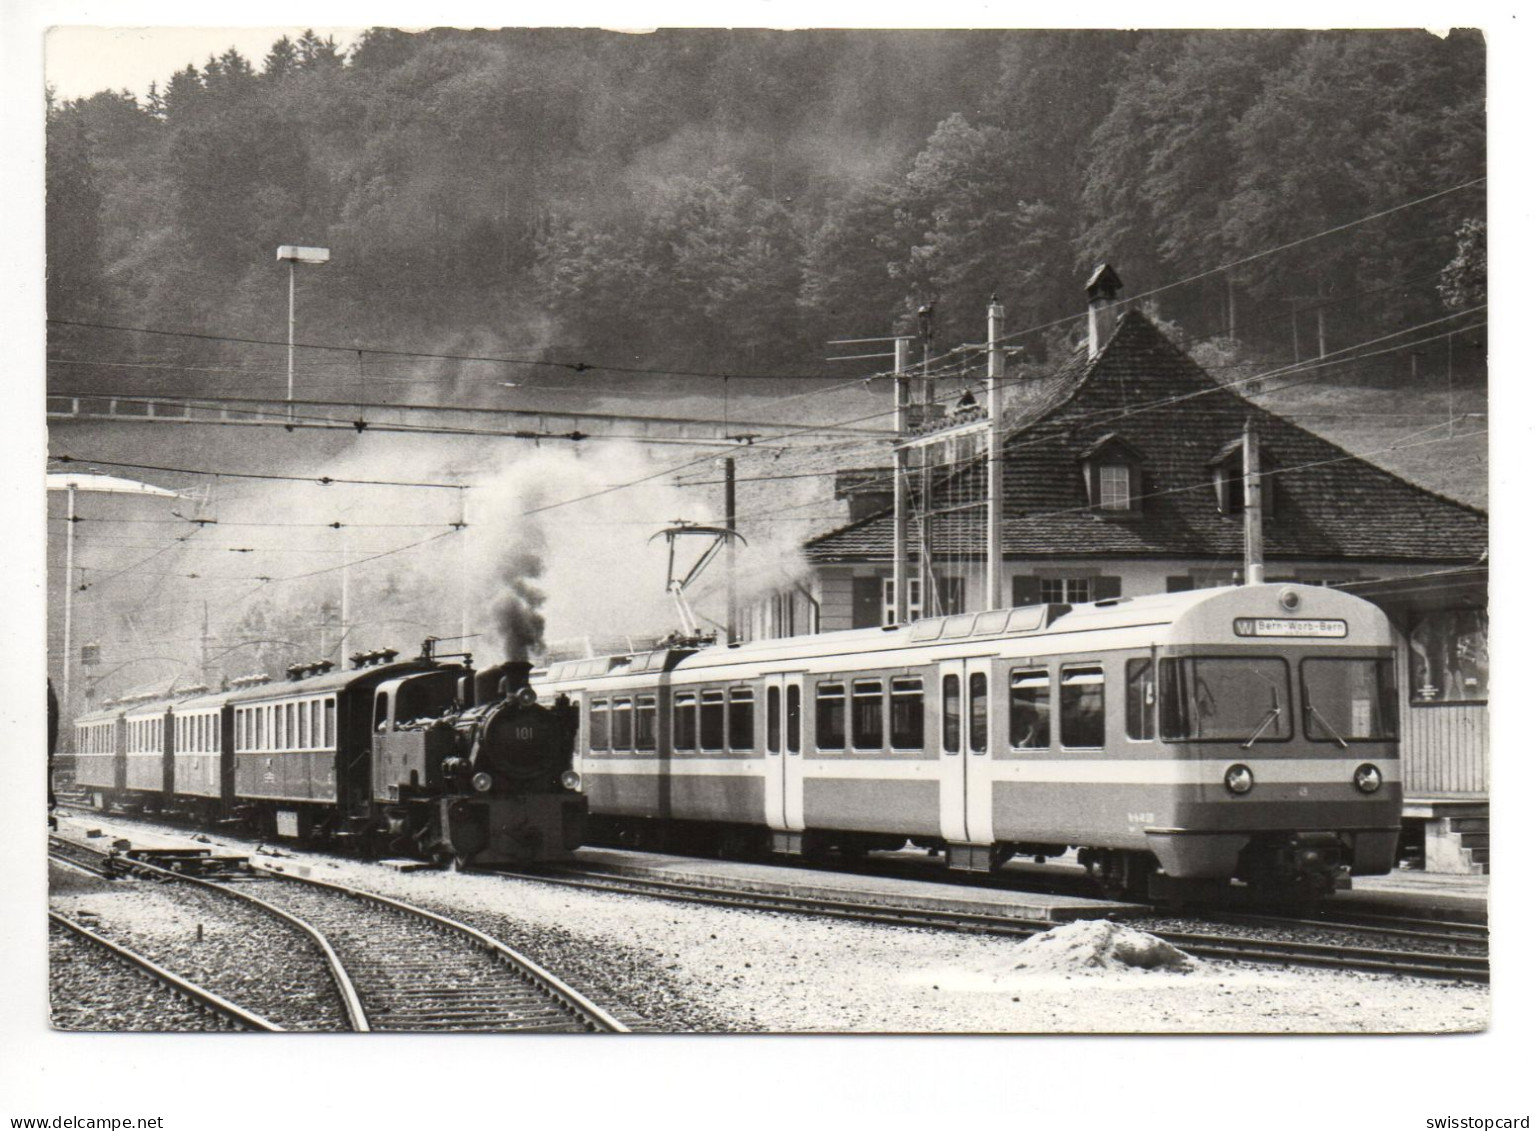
[1305,703,1349,748]
[1241,685,1283,749]
[1241,706,1281,749]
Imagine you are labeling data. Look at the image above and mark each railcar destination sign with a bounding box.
[1233,617,1348,638]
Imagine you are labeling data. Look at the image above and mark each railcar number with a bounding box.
[1126,811,1155,832]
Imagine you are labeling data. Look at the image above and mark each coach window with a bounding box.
[590,698,610,751]
[786,685,802,754]
[1060,665,1106,749]
[287,702,298,747]
[942,675,961,754]
[299,702,311,748]
[612,698,634,751]
[636,696,657,751]
[255,708,265,751]
[1126,659,1157,741]
[852,680,884,750]
[816,683,847,750]
[673,692,697,752]
[700,690,726,751]
[890,677,924,750]
[968,673,989,753]
[767,686,782,753]
[324,698,336,747]
[1009,669,1051,749]
[728,688,755,751]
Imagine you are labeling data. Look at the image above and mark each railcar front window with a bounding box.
[890,677,924,750]
[816,684,847,750]
[1159,657,1292,742]
[852,680,884,750]
[1060,665,1105,749]
[1302,658,1398,742]
[1009,669,1051,749]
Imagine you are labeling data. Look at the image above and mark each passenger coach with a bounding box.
[539,583,1401,899]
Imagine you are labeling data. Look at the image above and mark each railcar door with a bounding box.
[937,658,995,846]
[762,674,805,832]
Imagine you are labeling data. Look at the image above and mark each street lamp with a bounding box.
[276,245,330,406]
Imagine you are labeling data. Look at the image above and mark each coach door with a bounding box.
[938,658,995,845]
[762,674,805,832]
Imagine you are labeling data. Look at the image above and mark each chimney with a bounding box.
[1085,263,1123,356]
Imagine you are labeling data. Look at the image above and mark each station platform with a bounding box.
[569,845,1489,923]
[569,847,1143,922]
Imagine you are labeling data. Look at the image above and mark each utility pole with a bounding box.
[1243,416,1265,585]
[892,338,911,625]
[724,456,738,643]
[917,304,935,618]
[986,295,1004,611]
[62,481,76,716]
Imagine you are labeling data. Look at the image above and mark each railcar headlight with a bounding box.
[471,772,493,793]
[516,686,539,707]
[1279,587,1302,612]
[1224,763,1254,795]
[1353,763,1383,794]
[560,769,582,792]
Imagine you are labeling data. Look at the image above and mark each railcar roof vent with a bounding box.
[1042,602,1074,628]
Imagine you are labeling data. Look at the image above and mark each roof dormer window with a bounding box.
[1209,438,1275,516]
[1078,433,1144,515]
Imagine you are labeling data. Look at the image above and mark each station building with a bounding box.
[750,267,1489,871]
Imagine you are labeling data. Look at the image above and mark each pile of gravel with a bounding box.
[991,919,1200,977]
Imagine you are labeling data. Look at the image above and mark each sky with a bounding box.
[45,27,365,101]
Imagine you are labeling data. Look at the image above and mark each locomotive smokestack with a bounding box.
[498,661,535,700]
[474,660,535,706]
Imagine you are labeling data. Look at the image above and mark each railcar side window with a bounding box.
[728,688,755,751]
[1126,659,1157,741]
[968,673,989,753]
[852,680,884,750]
[1301,658,1398,741]
[768,686,782,752]
[1060,665,1106,749]
[612,698,634,751]
[700,690,726,751]
[815,683,847,750]
[636,696,656,751]
[890,677,924,750]
[299,702,310,748]
[1009,669,1051,749]
[786,686,802,754]
[673,692,697,752]
[590,699,610,751]
[1159,658,1291,742]
[942,675,961,754]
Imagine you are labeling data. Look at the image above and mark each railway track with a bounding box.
[49,837,628,1032]
[528,865,1489,983]
[245,863,630,1032]
[49,911,282,1031]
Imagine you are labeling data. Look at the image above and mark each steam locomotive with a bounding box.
[70,641,586,868]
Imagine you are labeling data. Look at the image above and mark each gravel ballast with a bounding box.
[50,816,1491,1033]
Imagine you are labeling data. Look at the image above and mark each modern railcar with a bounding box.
[538,583,1401,899]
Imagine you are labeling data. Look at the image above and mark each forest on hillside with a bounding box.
[45,27,1486,403]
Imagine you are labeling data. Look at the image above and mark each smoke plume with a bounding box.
[491,545,547,662]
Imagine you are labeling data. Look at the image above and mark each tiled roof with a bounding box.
[807,309,1487,564]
